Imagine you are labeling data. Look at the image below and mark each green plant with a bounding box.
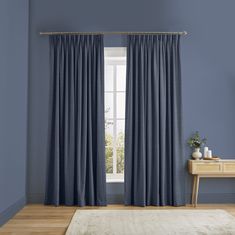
[187,131,207,148]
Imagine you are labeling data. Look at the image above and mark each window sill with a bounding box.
[106,178,124,183]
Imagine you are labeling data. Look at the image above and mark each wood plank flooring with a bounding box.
[1,204,235,235]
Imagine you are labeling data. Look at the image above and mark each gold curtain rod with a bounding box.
[39,31,187,36]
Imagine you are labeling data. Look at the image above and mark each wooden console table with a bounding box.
[188,159,235,207]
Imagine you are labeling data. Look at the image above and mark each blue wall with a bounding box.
[28,0,235,203]
[0,0,29,225]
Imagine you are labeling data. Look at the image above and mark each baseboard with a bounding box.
[109,193,235,204]
[27,193,44,203]
[186,193,235,203]
[28,193,124,204]
[108,193,235,205]
[107,194,124,204]
[27,192,235,205]
[0,197,26,227]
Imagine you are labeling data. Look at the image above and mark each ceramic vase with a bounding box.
[192,148,202,160]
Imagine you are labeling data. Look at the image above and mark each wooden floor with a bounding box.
[1,204,235,235]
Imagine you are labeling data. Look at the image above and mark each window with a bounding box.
[104,48,126,182]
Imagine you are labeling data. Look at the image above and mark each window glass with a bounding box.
[105,93,113,118]
[104,48,126,182]
[116,65,126,91]
[105,65,114,91]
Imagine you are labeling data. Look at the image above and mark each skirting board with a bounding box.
[27,193,235,204]
[27,193,124,204]
[0,197,26,226]
[186,193,235,203]
[107,194,123,204]
[27,193,44,204]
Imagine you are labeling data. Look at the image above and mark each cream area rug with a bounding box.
[66,209,235,235]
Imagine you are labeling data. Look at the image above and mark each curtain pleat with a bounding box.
[125,35,185,206]
[45,35,106,206]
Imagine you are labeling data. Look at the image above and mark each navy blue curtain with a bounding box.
[45,35,106,206]
[125,35,185,206]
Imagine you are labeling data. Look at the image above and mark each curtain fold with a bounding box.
[45,35,106,206]
[125,35,185,206]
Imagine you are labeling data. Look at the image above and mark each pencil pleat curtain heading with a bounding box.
[45,35,106,206]
[125,35,185,206]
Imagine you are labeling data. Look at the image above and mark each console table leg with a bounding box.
[192,176,196,205]
[194,175,200,207]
